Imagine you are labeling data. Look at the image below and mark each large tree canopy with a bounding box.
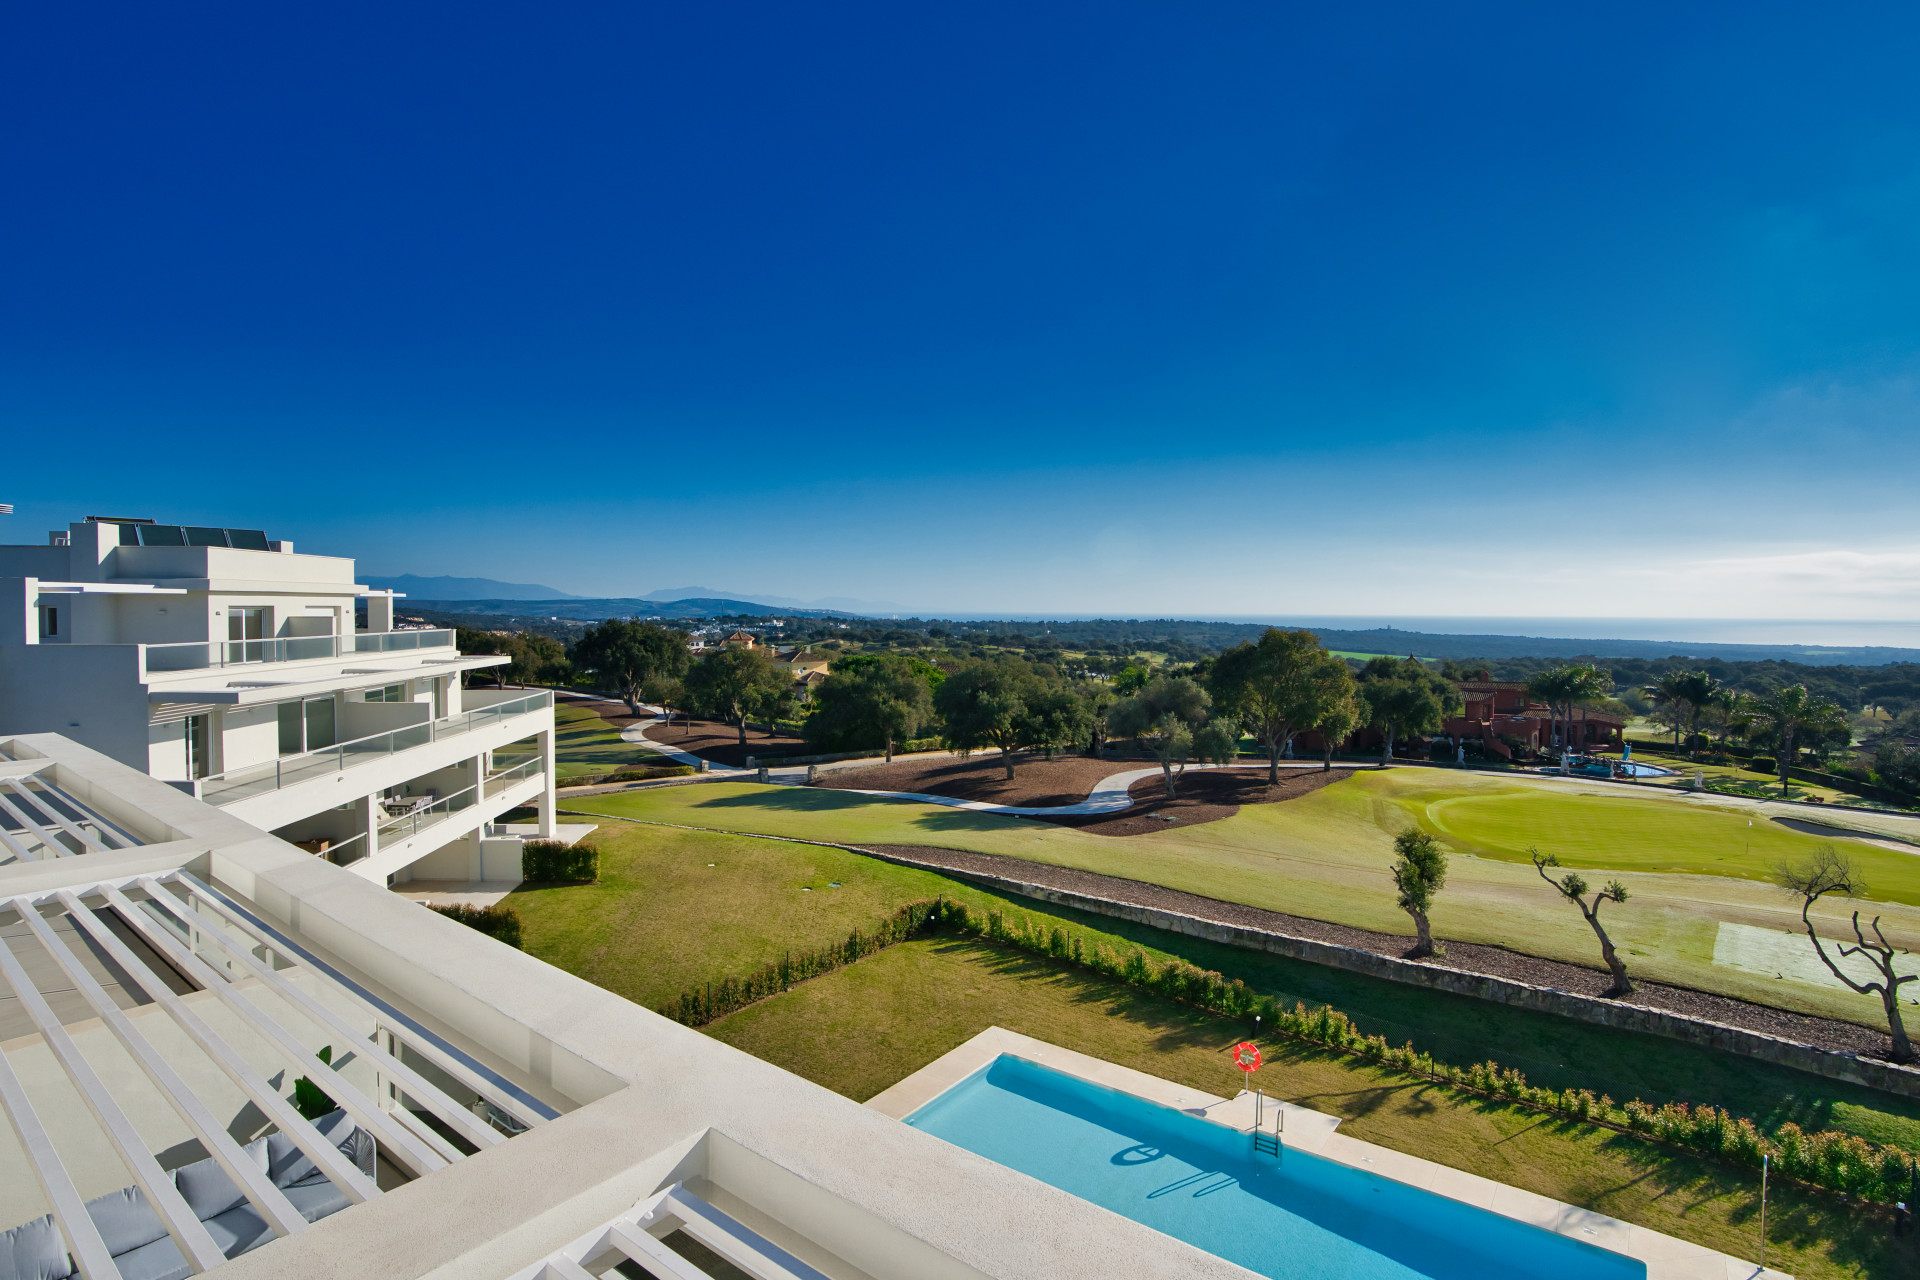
[1356,657,1459,764]
[569,620,690,715]
[682,646,793,746]
[1107,676,1237,798]
[1210,628,1341,784]
[934,658,1048,779]
[804,654,936,760]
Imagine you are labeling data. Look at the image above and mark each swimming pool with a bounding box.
[906,1055,1644,1280]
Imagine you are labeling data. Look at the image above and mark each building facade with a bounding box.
[0,516,556,886]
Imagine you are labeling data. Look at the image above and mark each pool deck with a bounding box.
[868,1027,1792,1280]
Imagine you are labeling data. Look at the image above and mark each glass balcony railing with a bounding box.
[143,629,456,674]
[377,783,480,844]
[202,691,550,806]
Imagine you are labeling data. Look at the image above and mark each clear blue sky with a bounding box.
[6,3,1920,619]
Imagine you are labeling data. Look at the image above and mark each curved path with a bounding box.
[566,694,1920,841]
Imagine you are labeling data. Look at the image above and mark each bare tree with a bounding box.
[1779,845,1918,1063]
[1531,848,1633,996]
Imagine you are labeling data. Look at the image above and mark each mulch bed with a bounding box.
[853,842,1894,1059]
[558,696,806,769]
[822,756,1353,835]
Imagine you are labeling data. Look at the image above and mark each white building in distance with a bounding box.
[0,516,556,886]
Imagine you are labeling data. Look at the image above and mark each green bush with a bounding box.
[522,839,599,883]
[292,1046,336,1120]
[429,902,525,949]
[926,897,1920,1205]
[1749,756,1776,774]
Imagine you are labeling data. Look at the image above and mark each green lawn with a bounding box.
[513,817,1920,1154]
[708,936,1919,1280]
[553,701,662,780]
[564,770,1920,1024]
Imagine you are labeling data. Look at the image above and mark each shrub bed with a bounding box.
[429,902,524,949]
[931,899,1920,1205]
[561,764,698,787]
[522,839,600,883]
[661,899,942,1024]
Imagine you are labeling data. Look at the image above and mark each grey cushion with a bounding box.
[0,1216,73,1280]
[198,1205,273,1260]
[282,1179,351,1223]
[82,1187,167,1257]
[102,1234,189,1280]
[266,1108,359,1188]
[172,1137,268,1220]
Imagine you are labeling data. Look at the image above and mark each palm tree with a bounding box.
[1647,670,1693,750]
[1706,688,1758,754]
[1673,671,1722,758]
[1527,664,1611,762]
[1747,685,1850,795]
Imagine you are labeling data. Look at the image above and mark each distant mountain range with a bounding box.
[363,574,582,601]
[404,596,864,621]
[371,574,904,614]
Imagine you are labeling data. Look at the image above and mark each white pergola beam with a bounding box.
[20,901,309,1240]
[0,920,227,1272]
[0,789,71,858]
[54,889,381,1205]
[100,883,452,1179]
[7,779,121,852]
[148,876,504,1152]
[0,1043,122,1280]
[174,870,550,1130]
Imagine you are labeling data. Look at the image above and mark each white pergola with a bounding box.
[0,868,554,1278]
[509,1183,834,1280]
[0,750,145,863]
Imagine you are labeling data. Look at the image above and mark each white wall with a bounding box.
[219,702,280,774]
[0,645,150,769]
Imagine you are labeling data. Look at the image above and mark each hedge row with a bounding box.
[661,899,942,1025]
[429,903,524,949]
[934,899,1920,1206]
[522,839,599,883]
[560,764,698,787]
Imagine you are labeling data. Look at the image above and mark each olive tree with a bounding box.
[1209,628,1330,785]
[1390,830,1448,958]
[1779,846,1918,1063]
[1107,676,1237,799]
[1531,848,1633,996]
[682,645,792,747]
[570,620,690,716]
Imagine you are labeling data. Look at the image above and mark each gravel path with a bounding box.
[857,842,1894,1059]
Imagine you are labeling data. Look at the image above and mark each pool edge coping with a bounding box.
[867,1027,1790,1280]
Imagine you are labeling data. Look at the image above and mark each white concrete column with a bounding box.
[536,729,556,838]
[469,752,487,879]
[366,593,394,633]
[0,578,39,646]
[355,792,378,866]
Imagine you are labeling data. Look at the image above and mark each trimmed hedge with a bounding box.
[522,839,599,883]
[429,902,524,949]
[662,900,942,1024]
[560,764,698,788]
[933,899,1920,1206]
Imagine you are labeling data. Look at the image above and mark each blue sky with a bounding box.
[6,3,1920,620]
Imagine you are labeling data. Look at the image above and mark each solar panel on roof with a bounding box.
[226,528,270,550]
[137,525,186,546]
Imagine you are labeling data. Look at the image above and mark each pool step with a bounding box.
[1252,1129,1282,1158]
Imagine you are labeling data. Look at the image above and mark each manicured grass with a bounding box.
[707,936,1919,1280]
[515,816,1920,1154]
[565,771,1920,1024]
[553,701,662,780]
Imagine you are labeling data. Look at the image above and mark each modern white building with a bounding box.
[0,517,556,886]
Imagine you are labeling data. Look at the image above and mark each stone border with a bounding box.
[849,846,1920,1101]
[877,1028,1788,1280]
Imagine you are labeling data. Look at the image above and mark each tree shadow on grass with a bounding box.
[683,787,1043,833]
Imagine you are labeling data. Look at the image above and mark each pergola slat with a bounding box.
[0,789,77,858]
[175,870,555,1127]
[98,883,453,1178]
[0,920,227,1272]
[54,888,381,1205]
[144,875,505,1152]
[4,779,116,853]
[20,899,309,1240]
[0,1041,123,1280]
[608,1223,715,1280]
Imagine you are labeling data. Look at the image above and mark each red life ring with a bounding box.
[1230,1041,1263,1073]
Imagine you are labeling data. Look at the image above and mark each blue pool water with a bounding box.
[907,1056,1644,1280]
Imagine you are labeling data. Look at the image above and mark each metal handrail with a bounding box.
[202,691,551,806]
[376,783,479,843]
[484,757,542,797]
[142,629,456,673]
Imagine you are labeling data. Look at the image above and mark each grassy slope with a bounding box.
[553,701,662,779]
[708,936,1918,1280]
[512,818,1920,1153]
[565,773,1920,1024]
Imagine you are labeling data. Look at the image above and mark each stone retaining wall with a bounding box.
[860,848,1920,1100]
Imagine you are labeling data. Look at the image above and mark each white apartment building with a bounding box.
[0,516,556,886]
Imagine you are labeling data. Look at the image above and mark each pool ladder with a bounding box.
[1251,1090,1283,1159]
